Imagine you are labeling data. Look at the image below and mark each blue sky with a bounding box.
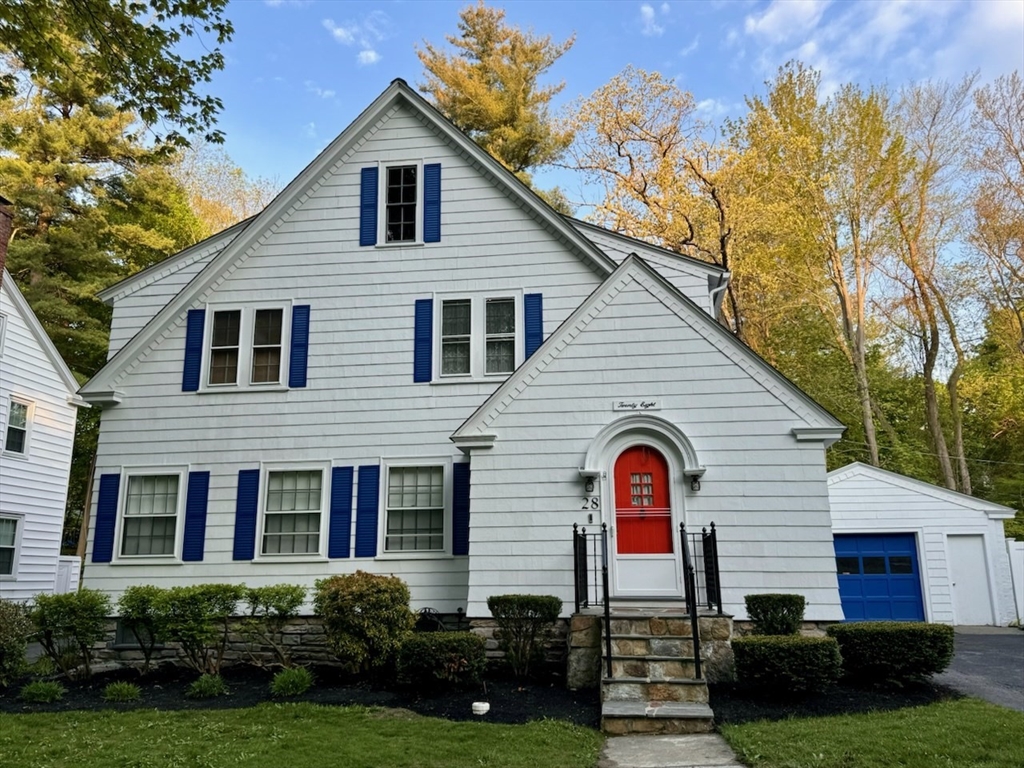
[206,0,1023,205]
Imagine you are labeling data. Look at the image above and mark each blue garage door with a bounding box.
[833,534,925,621]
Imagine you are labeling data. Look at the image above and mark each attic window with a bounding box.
[386,165,417,242]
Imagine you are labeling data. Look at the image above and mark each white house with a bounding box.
[0,269,85,600]
[78,78,847,624]
[828,462,1017,626]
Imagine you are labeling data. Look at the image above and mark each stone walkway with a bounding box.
[598,734,744,768]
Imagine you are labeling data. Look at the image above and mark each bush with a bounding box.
[744,594,806,636]
[0,600,33,686]
[186,673,228,699]
[313,571,415,676]
[733,635,842,694]
[102,681,142,702]
[827,622,954,686]
[31,588,112,678]
[397,631,486,689]
[270,666,314,697]
[239,584,306,669]
[20,680,65,703]
[118,585,168,672]
[486,594,561,679]
[156,583,245,675]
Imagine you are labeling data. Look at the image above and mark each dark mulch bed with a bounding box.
[0,664,601,729]
[709,679,963,726]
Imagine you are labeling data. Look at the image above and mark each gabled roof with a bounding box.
[81,78,618,401]
[566,218,725,276]
[1,270,86,406]
[451,254,844,443]
[96,217,254,305]
[828,461,1016,519]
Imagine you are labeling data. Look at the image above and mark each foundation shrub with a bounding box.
[397,631,486,688]
[733,635,842,694]
[30,588,111,678]
[102,681,142,702]
[313,571,415,676]
[239,584,306,669]
[826,622,954,685]
[186,673,228,699]
[155,583,245,675]
[744,594,806,636]
[20,680,65,703]
[118,585,168,672]
[270,666,314,697]
[486,594,561,679]
[0,600,33,686]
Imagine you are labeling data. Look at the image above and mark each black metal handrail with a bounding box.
[679,522,703,680]
[572,523,612,677]
[686,523,723,615]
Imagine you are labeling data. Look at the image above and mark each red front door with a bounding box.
[614,445,673,555]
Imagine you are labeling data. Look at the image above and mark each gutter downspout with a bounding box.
[709,271,732,317]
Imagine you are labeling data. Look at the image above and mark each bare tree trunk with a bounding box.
[931,280,973,493]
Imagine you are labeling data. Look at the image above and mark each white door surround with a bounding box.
[948,534,995,625]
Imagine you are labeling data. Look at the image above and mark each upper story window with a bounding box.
[435,293,523,380]
[361,163,440,247]
[3,397,31,456]
[0,515,21,576]
[261,468,325,556]
[385,165,418,243]
[204,305,289,389]
[121,473,181,557]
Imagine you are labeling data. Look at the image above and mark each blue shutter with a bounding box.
[92,473,120,563]
[182,471,210,562]
[328,466,354,558]
[359,167,378,246]
[182,309,205,392]
[524,293,543,357]
[413,299,433,383]
[452,463,471,556]
[289,305,310,388]
[423,163,441,243]
[233,469,260,561]
[354,465,380,557]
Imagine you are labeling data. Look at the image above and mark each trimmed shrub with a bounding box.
[397,631,486,688]
[270,666,314,697]
[186,673,228,699]
[31,588,112,678]
[102,681,142,702]
[313,571,415,676]
[486,594,561,679]
[20,680,65,703]
[0,600,33,686]
[732,635,842,694]
[744,594,806,636]
[118,585,168,672]
[239,584,306,669]
[155,583,245,675]
[827,621,954,686]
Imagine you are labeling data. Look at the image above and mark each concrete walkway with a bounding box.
[598,734,744,768]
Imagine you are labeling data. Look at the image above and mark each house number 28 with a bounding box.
[581,497,600,510]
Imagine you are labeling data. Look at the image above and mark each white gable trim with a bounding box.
[1,270,85,404]
[567,218,725,276]
[828,462,1016,519]
[81,79,618,399]
[451,255,844,440]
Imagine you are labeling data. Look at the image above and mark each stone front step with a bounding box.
[602,677,709,704]
[610,655,698,679]
[609,634,696,658]
[600,701,714,735]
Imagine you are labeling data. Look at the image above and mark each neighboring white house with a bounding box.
[78,78,847,622]
[0,269,85,600]
[828,462,1017,626]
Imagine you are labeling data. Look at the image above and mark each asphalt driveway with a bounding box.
[935,626,1024,712]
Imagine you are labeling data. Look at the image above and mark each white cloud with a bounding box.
[660,2,670,13]
[640,3,664,36]
[323,18,356,45]
[695,98,730,118]
[744,0,830,44]
[304,122,317,139]
[305,81,336,100]
[679,35,699,56]
[358,49,381,66]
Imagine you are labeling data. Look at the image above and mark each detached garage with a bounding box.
[828,463,1017,626]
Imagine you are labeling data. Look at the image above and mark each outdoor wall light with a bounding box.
[584,477,595,494]
[690,476,701,492]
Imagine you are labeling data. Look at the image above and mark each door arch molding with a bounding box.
[582,414,703,481]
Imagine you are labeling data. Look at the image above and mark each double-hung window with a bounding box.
[436,294,522,379]
[3,397,31,455]
[385,465,445,553]
[205,305,288,388]
[261,469,324,556]
[385,165,418,243]
[120,472,183,558]
[0,515,20,576]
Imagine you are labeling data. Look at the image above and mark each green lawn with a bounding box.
[0,703,604,768]
[721,698,1024,768]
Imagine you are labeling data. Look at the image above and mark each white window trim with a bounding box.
[431,291,524,383]
[200,301,292,392]
[2,396,34,459]
[0,313,7,357]
[377,456,454,560]
[254,461,331,562]
[112,466,189,564]
[376,159,424,247]
[0,512,25,580]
